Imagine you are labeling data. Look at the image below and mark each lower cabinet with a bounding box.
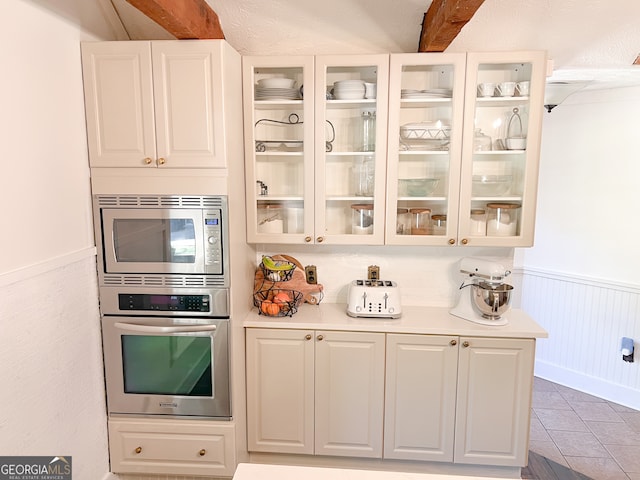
[245,328,385,458]
[246,328,535,468]
[108,417,236,476]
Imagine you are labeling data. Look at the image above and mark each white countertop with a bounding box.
[243,303,548,339]
[233,463,515,480]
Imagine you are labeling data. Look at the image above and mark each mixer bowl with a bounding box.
[471,281,513,319]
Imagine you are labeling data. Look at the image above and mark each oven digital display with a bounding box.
[205,218,219,225]
[119,294,210,312]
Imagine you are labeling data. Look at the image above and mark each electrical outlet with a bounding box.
[305,265,317,284]
[368,265,380,280]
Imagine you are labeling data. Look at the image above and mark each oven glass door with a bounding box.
[103,316,230,418]
[101,208,205,274]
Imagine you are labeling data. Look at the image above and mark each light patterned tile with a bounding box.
[608,401,640,414]
[534,407,590,432]
[528,439,569,467]
[587,420,640,446]
[533,376,560,392]
[556,383,607,403]
[619,411,640,434]
[627,473,640,480]
[530,415,553,442]
[532,390,573,410]
[606,444,640,473]
[564,456,629,479]
[572,401,625,422]
[548,430,611,458]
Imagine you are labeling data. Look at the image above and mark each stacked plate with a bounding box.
[401,88,453,99]
[255,77,301,100]
[332,80,366,100]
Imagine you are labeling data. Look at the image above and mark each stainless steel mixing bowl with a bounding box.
[471,281,513,319]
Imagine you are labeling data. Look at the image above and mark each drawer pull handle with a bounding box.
[305,334,312,340]
[143,157,152,165]
[157,157,166,165]
[462,341,470,348]
[199,449,206,456]
[135,447,142,454]
[317,334,324,341]
[450,339,457,346]
[304,236,312,243]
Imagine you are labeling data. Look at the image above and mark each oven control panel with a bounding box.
[118,294,210,312]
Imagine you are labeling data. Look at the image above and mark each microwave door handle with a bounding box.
[114,322,217,334]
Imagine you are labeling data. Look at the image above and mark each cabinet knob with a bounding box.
[157,157,166,165]
[450,339,457,346]
[143,157,152,165]
[316,236,324,243]
[460,238,468,245]
[199,449,206,456]
[462,341,470,348]
[304,236,312,243]
[305,334,312,340]
[448,238,455,245]
[317,334,324,341]
[134,446,142,454]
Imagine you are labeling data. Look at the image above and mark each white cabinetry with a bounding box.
[82,40,230,169]
[246,328,385,457]
[243,55,389,244]
[384,334,534,467]
[385,51,546,247]
[108,416,236,476]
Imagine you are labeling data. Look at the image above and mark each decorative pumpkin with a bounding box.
[260,300,280,316]
[273,291,292,309]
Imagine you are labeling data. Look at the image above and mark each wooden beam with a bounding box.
[419,0,485,52]
[125,0,224,39]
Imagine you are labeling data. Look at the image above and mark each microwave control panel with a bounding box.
[204,209,223,273]
[118,294,210,312]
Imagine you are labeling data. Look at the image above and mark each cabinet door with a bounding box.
[314,55,389,245]
[386,53,466,246]
[245,328,314,454]
[314,330,385,458]
[458,51,547,247]
[454,337,535,466]
[384,334,458,462]
[151,41,227,169]
[243,56,315,243]
[81,41,156,168]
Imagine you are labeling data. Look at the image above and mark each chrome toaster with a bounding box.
[346,279,402,319]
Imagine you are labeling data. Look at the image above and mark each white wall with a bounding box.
[0,1,124,478]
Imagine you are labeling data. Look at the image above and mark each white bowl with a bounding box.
[505,137,526,150]
[257,78,296,89]
[472,175,512,196]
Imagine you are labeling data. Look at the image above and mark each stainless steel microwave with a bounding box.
[93,195,229,289]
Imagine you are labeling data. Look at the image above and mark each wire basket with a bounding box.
[260,257,296,282]
[254,289,304,317]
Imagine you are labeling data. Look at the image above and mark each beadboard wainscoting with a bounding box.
[520,267,640,410]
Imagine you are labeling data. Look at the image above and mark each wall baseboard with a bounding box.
[535,359,640,411]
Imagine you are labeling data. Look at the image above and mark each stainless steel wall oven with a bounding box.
[94,194,231,419]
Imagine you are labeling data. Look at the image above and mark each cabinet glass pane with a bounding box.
[396,63,456,237]
[323,65,380,236]
[470,61,533,238]
[252,66,306,235]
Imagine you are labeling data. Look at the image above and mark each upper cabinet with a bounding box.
[81,40,231,169]
[243,55,389,244]
[386,51,547,247]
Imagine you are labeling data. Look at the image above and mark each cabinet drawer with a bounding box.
[109,418,236,476]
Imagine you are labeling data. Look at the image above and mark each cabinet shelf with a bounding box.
[326,99,377,109]
[257,195,304,201]
[400,98,452,108]
[398,150,449,156]
[475,96,529,107]
[256,151,304,157]
[397,196,446,202]
[255,100,304,109]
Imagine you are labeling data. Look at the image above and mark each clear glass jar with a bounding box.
[396,208,410,235]
[352,157,374,196]
[410,208,431,235]
[470,209,487,236]
[257,203,284,233]
[361,110,376,152]
[351,204,374,235]
[431,214,447,235]
[473,128,492,151]
[486,202,520,236]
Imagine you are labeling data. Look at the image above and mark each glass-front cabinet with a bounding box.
[385,53,466,245]
[243,55,389,244]
[386,51,546,247]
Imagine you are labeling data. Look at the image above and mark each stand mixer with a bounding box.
[450,258,513,326]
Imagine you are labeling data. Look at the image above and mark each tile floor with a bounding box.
[530,377,640,480]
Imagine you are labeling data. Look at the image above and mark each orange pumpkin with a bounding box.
[273,291,292,309]
[261,300,280,316]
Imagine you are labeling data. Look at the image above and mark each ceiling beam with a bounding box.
[125,0,224,39]
[419,0,485,52]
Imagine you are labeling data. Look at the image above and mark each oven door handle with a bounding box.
[114,322,217,334]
